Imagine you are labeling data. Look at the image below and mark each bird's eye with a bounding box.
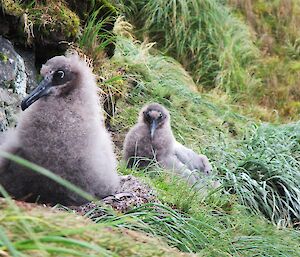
[57,70,65,79]
[53,70,65,81]
[159,113,163,118]
[52,69,68,85]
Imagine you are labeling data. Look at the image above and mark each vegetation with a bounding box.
[113,0,300,121]
[0,0,300,256]
[0,198,192,256]
[228,0,300,120]
[114,0,259,95]
[111,32,300,227]
[0,0,81,45]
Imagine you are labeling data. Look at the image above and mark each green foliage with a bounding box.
[112,33,300,227]
[1,3,300,255]
[78,8,114,62]
[114,0,260,95]
[228,0,300,119]
[71,192,300,256]
[0,197,188,256]
[218,122,300,226]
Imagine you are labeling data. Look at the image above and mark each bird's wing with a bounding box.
[159,154,200,186]
[174,142,212,175]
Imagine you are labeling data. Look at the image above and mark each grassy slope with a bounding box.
[2,34,299,257]
[227,0,300,119]
[113,0,300,122]
[111,34,300,225]
[0,199,194,257]
[1,1,300,256]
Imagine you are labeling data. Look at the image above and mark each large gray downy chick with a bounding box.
[123,103,214,187]
[0,55,119,205]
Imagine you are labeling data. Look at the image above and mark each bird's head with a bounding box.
[140,103,170,139]
[21,55,82,111]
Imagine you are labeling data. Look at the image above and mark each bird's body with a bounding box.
[124,116,174,168]
[123,103,212,187]
[0,55,119,205]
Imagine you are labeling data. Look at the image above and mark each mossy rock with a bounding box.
[0,1,80,65]
[28,1,80,41]
[0,0,81,43]
[0,0,23,16]
[0,0,117,65]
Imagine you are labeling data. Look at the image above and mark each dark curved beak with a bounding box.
[150,119,158,139]
[21,77,52,111]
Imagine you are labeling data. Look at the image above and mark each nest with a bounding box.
[73,175,160,217]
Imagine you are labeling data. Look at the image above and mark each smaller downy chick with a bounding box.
[123,103,213,187]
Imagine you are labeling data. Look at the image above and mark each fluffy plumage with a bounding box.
[0,55,119,205]
[123,103,212,187]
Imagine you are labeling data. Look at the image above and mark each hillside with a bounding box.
[0,0,299,256]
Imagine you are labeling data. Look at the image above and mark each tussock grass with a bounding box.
[91,203,211,253]
[220,122,300,226]
[228,0,300,120]
[1,8,300,256]
[66,187,300,256]
[112,33,300,227]
[114,0,260,95]
[1,32,300,256]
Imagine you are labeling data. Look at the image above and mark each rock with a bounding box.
[104,175,160,212]
[0,88,20,131]
[0,36,38,131]
[0,36,27,96]
[16,48,38,92]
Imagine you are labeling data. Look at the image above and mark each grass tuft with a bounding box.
[78,8,115,65]
[220,122,300,226]
[114,0,260,96]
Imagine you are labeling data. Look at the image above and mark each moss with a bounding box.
[0,0,24,16]
[27,1,80,40]
[0,0,80,48]
[0,51,8,63]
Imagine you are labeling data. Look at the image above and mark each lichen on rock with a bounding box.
[0,36,27,96]
[0,36,38,131]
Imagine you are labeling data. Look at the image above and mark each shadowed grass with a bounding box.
[78,8,115,64]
